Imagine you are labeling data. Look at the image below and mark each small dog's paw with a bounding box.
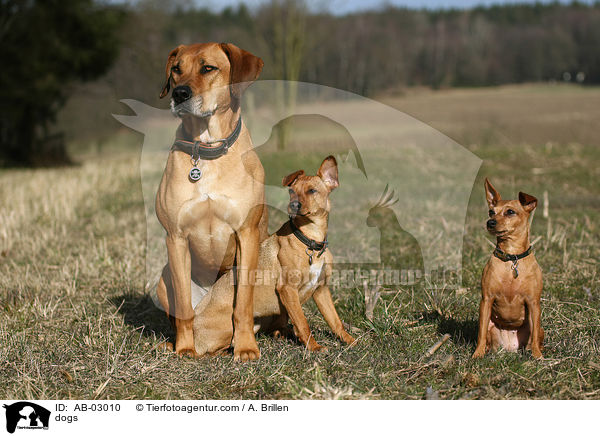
[308,343,328,353]
[472,349,486,359]
[342,332,356,346]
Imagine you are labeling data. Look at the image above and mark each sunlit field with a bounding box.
[1,84,599,399]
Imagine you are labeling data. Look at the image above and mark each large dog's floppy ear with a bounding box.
[318,155,339,191]
[484,178,501,208]
[219,43,264,99]
[282,170,304,187]
[159,45,183,98]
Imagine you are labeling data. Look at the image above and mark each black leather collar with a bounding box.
[493,245,532,262]
[289,218,327,264]
[171,117,242,161]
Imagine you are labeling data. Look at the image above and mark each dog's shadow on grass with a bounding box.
[110,292,173,341]
[422,311,478,346]
[110,293,302,350]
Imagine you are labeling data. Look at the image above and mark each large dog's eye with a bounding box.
[307,188,317,195]
[171,64,181,74]
[505,209,516,216]
[488,209,495,217]
[201,65,218,74]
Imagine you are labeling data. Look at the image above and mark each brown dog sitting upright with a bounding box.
[193,156,355,354]
[472,178,544,359]
[155,43,267,361]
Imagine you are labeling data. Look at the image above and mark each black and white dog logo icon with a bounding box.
[3,402,50,433]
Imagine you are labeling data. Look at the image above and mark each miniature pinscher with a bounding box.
[472,178,543,359]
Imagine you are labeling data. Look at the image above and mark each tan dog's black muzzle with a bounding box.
[172,85,192,105]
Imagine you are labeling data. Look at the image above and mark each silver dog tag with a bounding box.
[189,167,202,182]
[511,260,519,279]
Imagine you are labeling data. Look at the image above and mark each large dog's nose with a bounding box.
[172,86,192,105]
[487,219,497,229]
[289,201,301,213]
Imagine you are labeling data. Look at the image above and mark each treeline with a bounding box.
[5,0,598,166]
[109,0,600,103]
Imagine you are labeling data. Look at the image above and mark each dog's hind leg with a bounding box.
[193,271,236,356]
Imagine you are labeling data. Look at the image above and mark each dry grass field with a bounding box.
[1,84,599,399]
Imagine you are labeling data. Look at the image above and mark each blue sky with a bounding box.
[199,0,595,14]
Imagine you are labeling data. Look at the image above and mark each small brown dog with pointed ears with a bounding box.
[275,155,356,351]
[472,178,544,359]
[193,156,355,354]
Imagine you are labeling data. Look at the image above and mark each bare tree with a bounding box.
[259,0,308,150]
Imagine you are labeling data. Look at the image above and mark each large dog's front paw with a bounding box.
[233,334,260,362]
[158,341,201,358]
[234,345,260,362]
[177,348,202,359]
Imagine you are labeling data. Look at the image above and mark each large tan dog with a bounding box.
[155,43,267,361]
[472,178,544,359]
[193,156,356,355]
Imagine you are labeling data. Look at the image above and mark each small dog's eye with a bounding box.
[171,64,181,74]
[288,189,294,195]
[201,65,217,74]
[506,209,516,216]
[488,210,495,217]
[308,188,317,194]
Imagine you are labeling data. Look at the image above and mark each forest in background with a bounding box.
[112,1,600,98]
[3,0,600,164]
[65,1,600,145]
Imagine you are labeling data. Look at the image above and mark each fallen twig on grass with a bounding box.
[364,281,381,322]
[425,334,451,357]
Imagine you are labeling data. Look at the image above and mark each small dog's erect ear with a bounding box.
[282,170,304,187]
[160,45,183,99]
[220,43,264,99]
[318,155,339,191]
[484,178,501,207]
[519,192,538,212]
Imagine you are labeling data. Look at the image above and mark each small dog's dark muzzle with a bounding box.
[289,201,301,213]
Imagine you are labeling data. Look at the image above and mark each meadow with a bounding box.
[0,83,599,399]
